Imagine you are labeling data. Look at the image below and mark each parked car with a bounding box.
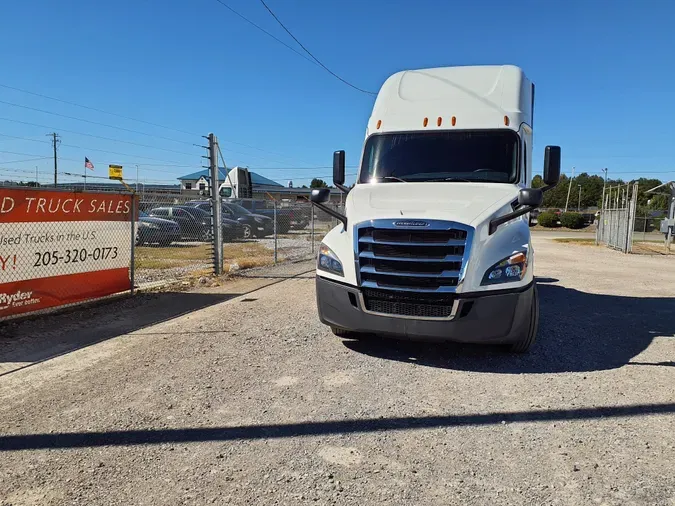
[187,201,273,239]
[234,199,309,232]
[148,206,244,242]
[136,210,181,246]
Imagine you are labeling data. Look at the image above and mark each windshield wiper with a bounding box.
[423,176,473,182]
[372,176,408,183]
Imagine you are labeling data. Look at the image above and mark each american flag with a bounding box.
[84,157,94,170]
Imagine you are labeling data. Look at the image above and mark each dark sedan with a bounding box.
[187,201,273,238]
[136,211,181,246]
[148,206,244,242]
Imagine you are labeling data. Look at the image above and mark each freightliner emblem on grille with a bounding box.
[393,220,429,227]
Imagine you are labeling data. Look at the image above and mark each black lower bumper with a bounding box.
[316,276,535,344]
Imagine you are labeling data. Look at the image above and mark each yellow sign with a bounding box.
[108,164,123,180]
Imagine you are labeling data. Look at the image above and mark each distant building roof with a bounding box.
[178,167,283,188]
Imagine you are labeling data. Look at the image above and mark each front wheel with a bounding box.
[508,284,539,353]
[242,225,252,239]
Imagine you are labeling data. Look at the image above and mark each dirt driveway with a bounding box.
[1,238,674,505]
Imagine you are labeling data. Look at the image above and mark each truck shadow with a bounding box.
[342,280,675,374]
[0,292,237,377]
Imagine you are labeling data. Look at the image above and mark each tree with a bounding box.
[310,178,328,188]
[533,171,646,210]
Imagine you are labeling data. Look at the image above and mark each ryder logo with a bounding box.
[0,290,37,310]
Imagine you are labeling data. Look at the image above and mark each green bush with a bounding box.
[560,212,586,229]
[537,211,560,228]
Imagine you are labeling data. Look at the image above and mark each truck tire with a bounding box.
[508,284,539,353]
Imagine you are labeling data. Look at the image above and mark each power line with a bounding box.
[0,115,315,167]
[0,99,196,146]
[0,83,199,137]
[0,141,200,169]
[258,0,376,96]
[0,139,200,168]
[0,126,197,157]
[0,156,51,164]
[212,0,317,66]
[0,83,319,166]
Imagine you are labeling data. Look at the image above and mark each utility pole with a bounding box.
[35,165,38,184]
[136,165,140,192]
[204,133,222,274]
[564,166,575,212]
[48,133,60,186]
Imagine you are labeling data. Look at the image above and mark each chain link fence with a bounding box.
[633,210,669,241]
[597,183,638,253]
[134,193,217,287]
[134,194,346,286]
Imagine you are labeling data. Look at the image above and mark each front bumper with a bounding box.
[316,276,535,344]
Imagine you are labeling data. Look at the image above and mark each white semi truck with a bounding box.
[310,65,561,352]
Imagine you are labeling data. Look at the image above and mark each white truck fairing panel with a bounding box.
[368,65,532,135]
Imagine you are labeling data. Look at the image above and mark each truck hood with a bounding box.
[346,182,519,226]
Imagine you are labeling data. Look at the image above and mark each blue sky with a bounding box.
[0,0,673,187]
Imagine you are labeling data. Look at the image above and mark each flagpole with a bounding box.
[84,163,87,191]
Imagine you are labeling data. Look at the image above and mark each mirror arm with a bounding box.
[489,205,534,235]
[335,183,350,194]
[541,183,557,192]
[311,201,347,230]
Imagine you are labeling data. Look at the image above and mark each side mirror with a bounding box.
[518,188,543,208]
[333,150,345,186]
[310,188,330,204]
[543,146,561,186]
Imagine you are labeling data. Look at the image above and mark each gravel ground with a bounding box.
[1,238,675,505]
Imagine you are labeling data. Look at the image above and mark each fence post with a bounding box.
[311,206,315,255]
[273,200,278,264]
[130,193,136,295]
[208,133,222,274]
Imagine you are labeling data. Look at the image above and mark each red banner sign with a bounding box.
[0,188,137,319]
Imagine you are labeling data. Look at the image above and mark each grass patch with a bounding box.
[552,238,598,246]
[553,238,672,256]
[136,241,288,274]
[223,242,274,272]
[531,224,595,232]
[135,244,212,270]
[632,242,672,256]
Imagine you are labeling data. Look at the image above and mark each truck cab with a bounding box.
[218,166,253,200]
[310,65,560,352]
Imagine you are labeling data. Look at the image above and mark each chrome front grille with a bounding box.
[355,220,472,294]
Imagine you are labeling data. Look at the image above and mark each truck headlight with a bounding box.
[481,251,527,286]
[318,244,344,276]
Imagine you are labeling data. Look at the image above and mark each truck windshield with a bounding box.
[359,130,519,184]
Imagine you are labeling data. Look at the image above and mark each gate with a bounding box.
[597,183,638,253]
